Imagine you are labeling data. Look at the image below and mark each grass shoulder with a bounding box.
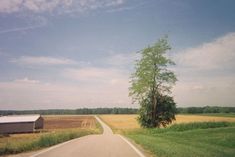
[125,122,235,157]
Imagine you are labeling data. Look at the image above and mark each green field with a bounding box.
[126,122,235,157]
[194,113,235,117]
[99,114,235,157]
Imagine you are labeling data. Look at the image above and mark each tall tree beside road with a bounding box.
[129,37,177,127]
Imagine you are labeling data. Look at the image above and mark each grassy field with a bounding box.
[0,115,101,155]
[99,114,235,157]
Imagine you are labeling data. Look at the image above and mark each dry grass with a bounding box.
[99,114,139,131]
[0,133,41,148]
[99,114,235,131]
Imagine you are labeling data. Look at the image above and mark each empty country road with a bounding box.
[21,116,145,157]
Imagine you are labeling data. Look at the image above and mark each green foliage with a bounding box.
[155,95,177,127]
[138,94,176,128]
[197,113,235,117]
[126,122,235,157]
[36,132,77,147]
[1,107,235,116]
[130,37,177,128]
[0,108,138,115]
[177,106,235,114]
[127,122,235,135]
[167,121,234,132]
[137,93,153,127]
[129,37,176,99]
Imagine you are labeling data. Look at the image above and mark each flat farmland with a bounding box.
[99,114,235,131]
[43,115,97,130]
[99,114,235,157]
[175,114,235,123]
[0,115,101,155]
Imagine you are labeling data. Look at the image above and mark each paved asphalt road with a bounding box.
[19,116,145,157]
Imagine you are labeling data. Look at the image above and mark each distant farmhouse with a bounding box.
[0,115,43,134]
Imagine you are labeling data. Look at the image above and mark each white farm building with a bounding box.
[0,115,44,134]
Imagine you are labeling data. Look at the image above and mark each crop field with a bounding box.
[44,115,97,130]
[0,115,101,155]
[99,114,139,131]
[175,114,235,123]
[99,114,235,132]
[100,114,235,157]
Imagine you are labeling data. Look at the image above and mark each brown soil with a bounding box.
[43,115,97,130]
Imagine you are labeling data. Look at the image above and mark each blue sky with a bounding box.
[0,0,235,110]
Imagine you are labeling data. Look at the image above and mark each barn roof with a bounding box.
[0,115,41,124]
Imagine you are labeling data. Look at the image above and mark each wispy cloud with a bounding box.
[11,56,77,66]
[0,0,126,14]
[14,77,40,84]
[106,1,146,13]
[0,24,43,35]
[102,52,139,68]
[64,67,128,85]
[0,16,47,35]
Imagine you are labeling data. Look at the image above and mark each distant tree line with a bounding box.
[177,106,235,114]
[0,108,138,116]
[0,106,234,116]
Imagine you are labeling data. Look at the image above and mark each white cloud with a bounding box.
[64,67,129,85]
[191,85,204,90]
[1,54,134,109]
[172,32,235,107]
[173,76,235,107]
[175,32,235,70]
[105,0,124,7]
[106,1,146,13]
[0,74,132,109]
[0,0,23,13]
[0,0,125,14]
[14,77,40,84]
[104,53,139,67]
[11,56,77,65]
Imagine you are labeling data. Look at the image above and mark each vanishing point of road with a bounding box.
[17,116,145,157]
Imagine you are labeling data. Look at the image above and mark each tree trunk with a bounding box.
[152,63,157,127]
[153,93,157,127]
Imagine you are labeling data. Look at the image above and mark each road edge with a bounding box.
[29,135,92,157]
[118,135,146,157]
[95,115,146,157]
